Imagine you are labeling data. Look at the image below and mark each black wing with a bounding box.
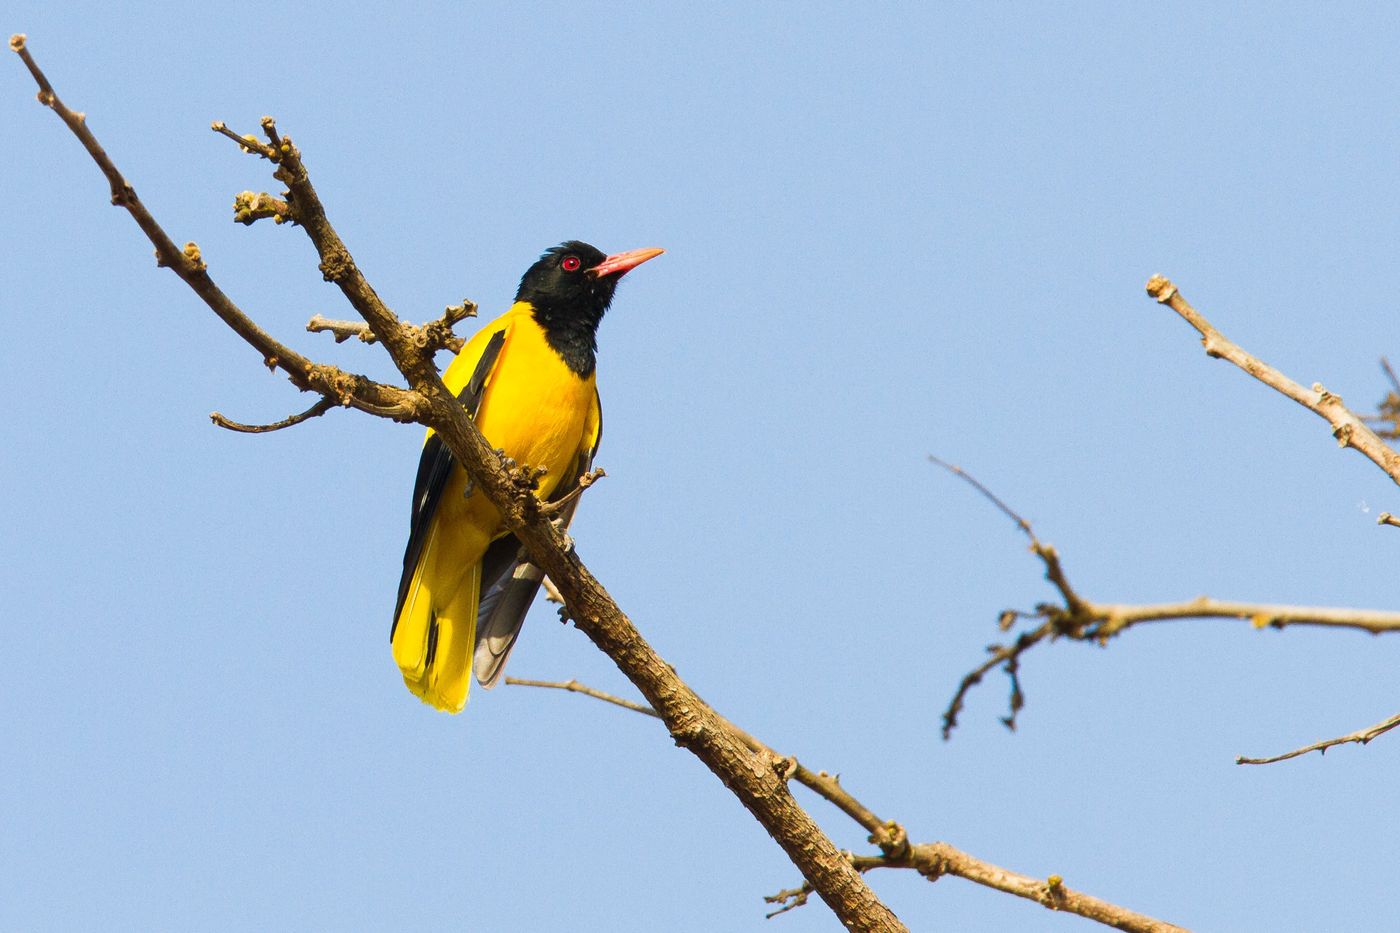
[389,329,506,640]
[472,389,602,687]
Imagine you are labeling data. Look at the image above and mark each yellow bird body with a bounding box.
[391,302,601,712]
[389,240,660,713]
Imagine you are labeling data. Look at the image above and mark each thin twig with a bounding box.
[539,468,606,517]
[209,120,276,158]
[927,456,1031,534]
[1236,711,1400,765]
[209,398,336,433]
[1146,276,1400,486]
[504,677,659,718]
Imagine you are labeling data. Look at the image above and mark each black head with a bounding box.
[515,240,664,376]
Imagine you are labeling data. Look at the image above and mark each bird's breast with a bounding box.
[475,316,596,500]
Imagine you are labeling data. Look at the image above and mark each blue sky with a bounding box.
[5,3,1399,930]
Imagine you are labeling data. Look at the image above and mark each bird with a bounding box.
[390,241,664,712]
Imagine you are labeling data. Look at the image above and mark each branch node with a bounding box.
[869,821,910,860]
[318,246,354,282]
[1144,274,1177,303]
[182,241,206,272]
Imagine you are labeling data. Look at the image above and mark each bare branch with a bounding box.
[1378,512,1400,529]
[10,36,423,424]
[307,303,474,354]
[900,846,1188,933]
[927,455,1032,535]
[503,677,659,719]
[209,398,336,434]
[1145,276,1400,485]
[1236,711,1400,765]
[538,468,606,517]
[511,677,1187,933]
[232,190,292,226]
[934,459,1400,739]
[210,119,276,158]
[306,314,379,344]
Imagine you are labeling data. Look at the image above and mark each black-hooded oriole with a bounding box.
[390,241,663,712]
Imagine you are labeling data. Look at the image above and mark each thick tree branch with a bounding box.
[15,38,900,932]
[1145,276,1400,486]
[510,677,1188,933]
[1236,711,1400,766]
[932,458,1400,740]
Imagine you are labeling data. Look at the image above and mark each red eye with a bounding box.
[561,256,581,271]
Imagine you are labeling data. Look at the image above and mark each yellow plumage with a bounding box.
[391,300,601,712]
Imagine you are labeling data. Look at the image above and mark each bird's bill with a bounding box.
[590,246,665,278]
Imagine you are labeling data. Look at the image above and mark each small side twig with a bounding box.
[210,120,277,159]
[539,468,606,517]
[306,299,475,354]
[210,397,336,434]
[764,884,812,918]
[1378,512,1400,528]
[503,677,659,719]
[1236,711,1400,765]
[232,190,292,225]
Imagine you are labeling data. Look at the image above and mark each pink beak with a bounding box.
[590,246,665,278]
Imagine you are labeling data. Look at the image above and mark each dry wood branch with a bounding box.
[232,190,292,226]
[306,314,380,344]
[1236,711,1400,765]
[932,458,1400,740]
[1145,276,1400,486]
[512,677,1187,933]
[1378,512,1400,529]
[10,36,423,425]
[16,39,900,932]
[769,849,1189,932]
[504,677,659,718]
[210,119,276,158]
[538,468,606,518]
[306,300,476,354]
[210,397,336,433]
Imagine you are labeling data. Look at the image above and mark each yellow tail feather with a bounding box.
[391,526,481,713]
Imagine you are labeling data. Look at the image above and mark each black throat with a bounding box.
[525,294,602,378]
